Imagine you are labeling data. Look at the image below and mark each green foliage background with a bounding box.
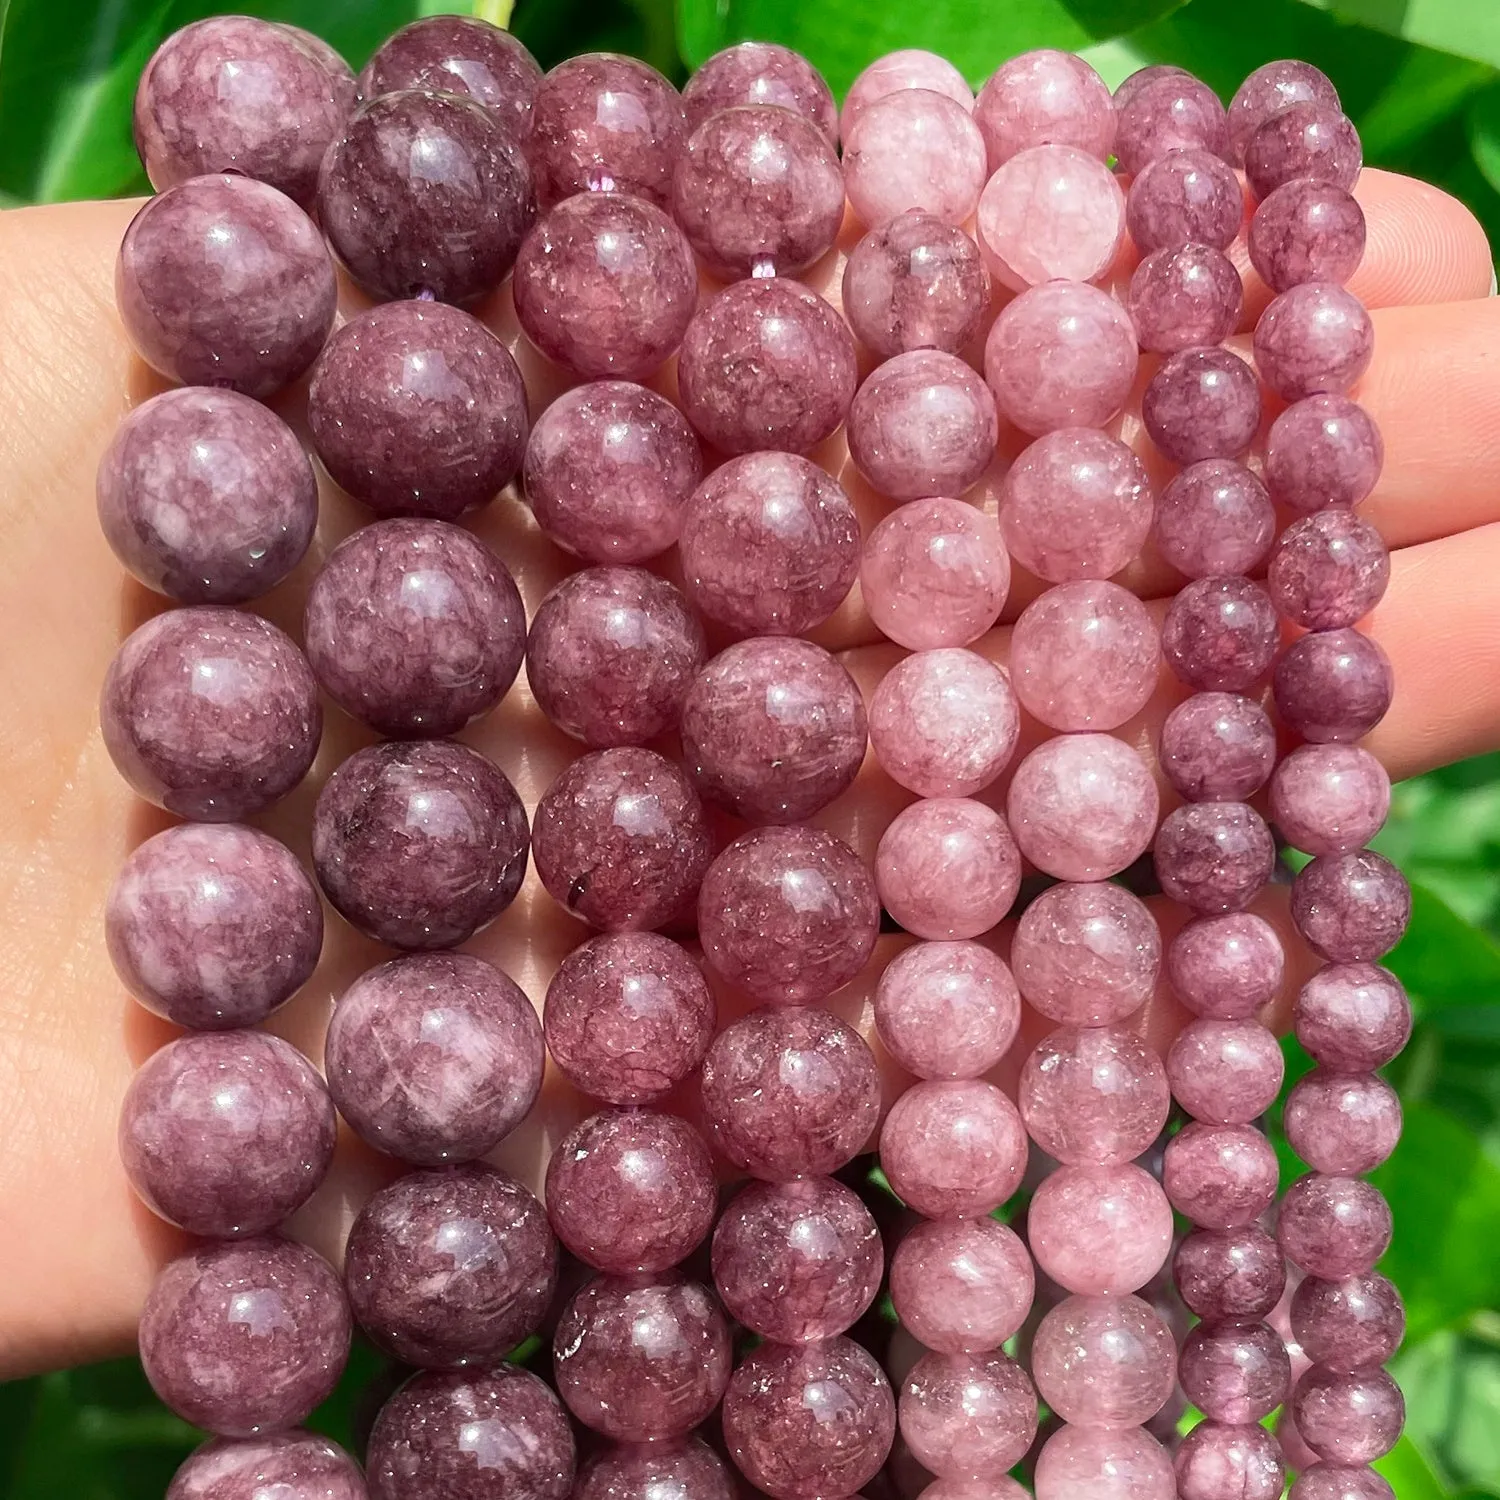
[2,0,1499,1493]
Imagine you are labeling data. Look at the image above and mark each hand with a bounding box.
[0,171,1492,1379]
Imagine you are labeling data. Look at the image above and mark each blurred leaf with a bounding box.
[1296,0,1500,71]
[1471,85,1500,195]
[1357,44,1494,158]
[1397,1327,1500,1495]
[1384,882,1500,1020]
[1375,1432,1458,1500]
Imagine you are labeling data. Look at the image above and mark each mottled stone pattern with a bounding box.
[1031,1293,1178,1426]
[844,90,989,228]
[1228,58,1341,163]
[1153,460,1275,580]
[1285,1069,1401,1174]
[890,1217,1034,1353]
[1115,73,1228,174]
[684,41,837,140]
[901,1352,1038,1478]
[843,50,973,140]
[1250,179,1366,291]
[1292,850,1411,961]
[880,1078,1028,1218]
[1175,1421,1286,1500]
[1130,243,1243,353]
[1180,1321,1291,1423]
[1126,149,1243,254]
[1245,103,1362,199]
[574,1437,736,1500]
[1160,692,1278,803]
[1295,962,1411,1070]
[1278,1174,1393,1278]
[166,1432,366,1500]
[1290,1467,1396,1500]
[1292,1367,1404,1464]
[1028,1162,1173,1293]
[874,939,1021,1079]
[1272,744,1391,855]
[1035,1425,1176,1500]
[1169,910,1284,1018]
[1154,801,1277,914]
[1274,628,1393,743]
[1144,346,1262,463]
[1162,576,1279,693]
[1168,1017,1286,1123]
[1266,394,1384,513]
[1175,1225,1286,1321]
[974,48,1115,166]
[1292,1271,1405,1371]
[1164,1122,1279,1228]
[1270,509,1389,630]
[1255,282,1374,400]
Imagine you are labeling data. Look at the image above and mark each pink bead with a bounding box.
[1279,1174,1393,1279]
[921,1481,1028,1500]
[1143,346,1262,464]
[1175,1225,1286,1321]
[874,940,1021,1079]
[1295,963,1411,1071]
[1245,104,1362,200]
[1176,1421,1287,1500]
[1035,1424,1176,1500]
[1163,1121,1280,1227]
[1127,148,1243,254]
[1268,510,1390,631]
[879,1079,1027,1218]
[1271,744,1391,856]
[1168,911,1285,1018]
[1162,576,1279,694]
[1285,1068,1402,1174]
[974,50,1115,168]
[1032,1293,1178,1427]
[1292,1366,1405,1465]
[1028,1162,1173,1293]
[1292,1271,1405,1372]
[1153,460,1276,581]
[1180,1320,1292,1423]
[1266,394,1384,515]
[841,50,974,141]
[1292,850,1411,963]
[875,797,1021,939]
[845,89,988,227]
[1228,59,1341,165]
[1153,801,1277,914]
[900,1352,1039,1478]
[1290,1465,1396,1500]
[1115,73,1228,175]
[1160,692,1277,805]
[889,1217,1034,1352]
[1128,243,1243,353]
[1254,282,1374,401]
[1167,1019,1286,1123]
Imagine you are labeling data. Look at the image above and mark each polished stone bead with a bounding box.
[874,940,1020,1079]
[107,823,321,1030]
[140,1239,350,1437]
[1175,1224,1287,1320]
[545,1109,717,1273]
[1274,628,1393,744]
[117,175,335,396]
[1161,693,1277,804]
[1292,850,1411,962]
[1116,73,1227,174]
[319,91,533,304]
[844,91,985,231]
[1126,148,1243,254]
[1272,744,1391,856]
[574,1437,735,1500]
[685,41,837,140]
[1143,345,1262,464]
[679,452,859,634]
[1180,1320,1292,1423]
[1293,1272,1405,1372]
[1290,1464,1397,1500]
[1292,1366,1405,1465]
[1028,1163,1173,1294]
[698,825,878,1005]
[167,1431,366,1500]
[1251,180,1366,291]
[1285,1068,1402,1174]
[553,1275,731,1441]
[1154,801,1276,914]
[1162,576,1278,693]
[1163,1121,1279,1228]
[1295,963,1411,1071]
[1245,104,1362,199]
[880,1078,1028,1218]
[102,608,320,822]
[974,49,1115,167]
[1255,282,1374,400]
[1034,1424,1176,1500]
[1269,511,1390,630]
[1114,64,1193,111]
[1032,1293,1178,1427]
[98,388,317,604]
[900,1351,1039,1478]
[700,1006,881,1179]
[312,741,527,949]
[1279,1174,1393,1278]
[1169,911,1285,1019]
[842,50,974,140]
[325,952,542,1164]
[712,1176,881,1342]
[681,637,867,823]
[1153,460,1275,580]
[1266,394,1384,514]
[1175,1420,1287,1500]
[890,1216,1034,1352]
[1129,243,1243,353]
[1167,1018,1285,1122]
[1228,59,1340,164]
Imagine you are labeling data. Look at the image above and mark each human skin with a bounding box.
[0,173,1495,1374]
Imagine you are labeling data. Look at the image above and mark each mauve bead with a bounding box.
[841,213,991,360]
[875,797,1022,940]
[1129,243,1243,353]
[141,1239,350,1437]
[312,740,527,949]
[1272,744,1390,856]
[1167,1018,1285,1123]
[1162,576,1278,694]
[554,1275,731,1441]
[318,91,533,304]
[1154,802,1276,914]
[1285,1068,1402,1174]
[167,1431,365,1500]
[845,89,990,228]
[681,637,867,823]
[366,1365,574,1500]
[880,1078,1028,1218]
[1279,1174,1393,1278]
[1032,1293,1178,1427]
[1126,149,1243,254]
[1116,73,1228,174]
[116,175,334,396]
[523,381,701,562]
[1292,850,1411,962]
[843,50,974,140]
[1179,1320,1292,1423]
[1176,1421,1287,1500]
[544,933,713,1104]
[874,940,1021,1079]
[1019,1025,1170,1166]
[98,388,316,605]
[1266,394,1384,514]
[685,41,836,140]
[1294,1272,1405,1371]
[1164,1121,1280,1228]
[1291,1464,1396,1500]
[307,301,528,522]
[1169,911,1285,1019]
[698,825,878,1005]
[528,53,684,209]
[974,49,1115,167]
[575,1438,734,1500]
[1292,1366,1404,1465]
[1154,460,1276,580]
[712,1176,882,1342]
[1175,1225,1287,1320]
[545,1109,717,1273]
[1269,511,1390,630]
[102,608,320,822]
[1034,1424,1176,1500]
[1143,345,1262,464]
[900,1351,1039,1478]
[513,193,697,379]
[891,1216,1034,1352]
[1245,103,1362,199]
[680,452,859,634]
[1255,282,1374,400]
[1161,692,1278,803]
[1295,963,1411,1071]
[1228,59,1340,164]
[107,824,321,1029]
[325,952,543,1165]
[1251,180,1366,291]
[701,1005,880,1178]
[1028,1163,1173,1294]
[1274,628,1394,743]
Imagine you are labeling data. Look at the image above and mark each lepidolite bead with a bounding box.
[575,1438,735,1500]
[1175,1420,1287,1500]
[712,1176,881,1342]
[1180,1321,1292,1423]
[1129,243,1243,353]
[1272,745,1391,856]
[312,741,527,949]
[1255,282,1374,400]
[1031,1293,1178,1427]
[1175,1225,1287,1320]
[685,41,837,140]
[1163,1121,1279,1228]
[1278,1174,1393,1278]
[167,1431,365,1500]
[1126,149,1243,254]
[845,88,989,226]
[1293,1273,1405,1371]
[1295,962,1411,1070]
[1115,72,1228,174]
[1285,1068,1402,1174]
[974,48,1115,167]
[545,1109,717,1273]
[1162,576,1279,693]
[843,49,974,139]
[1274,628,1394,743]
[875,940,1021,1079]
[1154,802,1276,914]
[1161,693,1277,802]
[1292,850,1411,962]
[1292,1367,1405,1465]
[324,952,543,1164]
[1269,511,1390,630]
[533,748,711,931]
[1169,911,1284,1018]
[1251,180,1366,291]
[1291,1466,1397,1500]
[1143,346,1262,464]
[1167,1018,1285,1122]
[102,608,320,822]
[880,1079,1027,1217]
[1266,394,1384,514]
[1154,460,1275,580]
[900,1351,1039,1477]
[1028,1163,1173,1294]
[1228,59,1340,163]
[140,1239,350,1436]
[698,825,878,1005]
[890,1217,1034,1353]
[1034,1425,1175,1500]
[1245,103,1362,199]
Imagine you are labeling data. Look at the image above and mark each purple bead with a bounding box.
[1143,346,1262,464]
[307,301,528,522]
[345,1163,555,1368]
[1279,1174,1393,1278]
[545,1109,717,1274]
[1245,103,1362,199]
[1266,394,1385,514]
[1175,1225,1287,1320]
[528,53,685,210]
[974,48,1115,167]
[1129,243,1243,354]
[1269,511,1390,630]
[1115,74,1228,175]
[1286,1068,1402,1174]
[1160,692,1278,803]
[366,1365,574,1500]
[107,823,321,1030]
[1274,628,1393,743]
[1035,1424,1176,1500]
[1154,460,1276,580]
[722,1337,895,1500]
[523,380,701,562]
[890,1217,1034,1353]
[875,940,1021,1079]
[325,952,543,1164]
[1228,59,1341,164]
[1162,575,1279,692]
[102,608,320,821]
[1272,744,1391,855]
[1292,1366,1404,1465]
[554,1275,731,1441]
[574,1438,735,1500]
[1164,1121,1280,1229]
[1028,1162,1173,1294]
[1167,1018,1285,1123]
[1126,149,1243,254]
[1292,850,1411,961]
[900,1351,1039,1478]
[312,740,527,949]
[116,175,334,396]
[167,1431,365,1500]
[532,747,712,931]
[527,567,705,746]
[1251,180,1366,291]
[700,1005,881,1179]
[1115,65,1192,111]
[305,520,524,737]
[1179,1320,1292,1422]
[1291,1464,1397,1500]
[543,932,713,1105]
[513,193,697,379]
[1175,1421,1287,1500]
[684,41,837,140]
[319,91,533,304]
[712,1176,881,1342]
[679,452,859,634]
[1295,963,1411,1071]
[881,1078,1028,1218]
[98,388,316,604]
[1255,282,1375,400]
[1168,911,1285,1019]
[1031,1293,1178,1426]
[1155,802,1276,914]
[1293,1272,1405,1371]
[140,1239,349,1436]
[681,637,867,823]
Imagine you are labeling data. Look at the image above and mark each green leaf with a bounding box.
[1374,1433,1456,1500]
[1385,882,1500,1025]
[1296,0,1500,72]
[1356,43,1494,158]
[1396,1327,1500,1495]
[1471,84,1500,196]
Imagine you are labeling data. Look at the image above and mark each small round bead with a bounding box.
[1164,1120,1280,1228]
[842,50,974,141]
[1285,1068,1402,1173]
[1274,627,1394,743]
[1175,1421,1287,1500]
[102,608,320,822]
[1035,1424,1176,1500]
[1028,1163,1174,1294]
[1167,1018,1285,1123]
[712,1176,881,1342]
[1293,1272,1406,1371]
[574,1438,735,1500]
[545,1110,717,1273]
[1295,962,1411,1070]
[1292,850,1411,962]
[1126,148,1243,254]
[1129,242,1243,354]
[1143,346,1262,464]
[880,1079,1028,1218]
[1169,911,1285,1019]
[722,1337,895,1500]
[1291,1465,1397,1500]
[326,952,542,1164]
[1292,1366,1405,1465]
[1269,511,1390,630]
[167,1432,365,1500]
[1272,744,1391,856]
[1228,59,1341,163]
[1161,692,1278,803]
[678,278,857,454]
[1179,1321,1292,1423]
[1266,395,1385,514]
[1116,73,1228,174]
[874,940,1021,1079]
[116,175,334,396]
[1279,1174,1394,1278]
[1251,180,1366,291]
[683,41,837,141]
[1162,575,1279,693]
[700,1006,880,1179]
[890,1217,1034,1353]
[513,192,697,378]
[345,1164,555,1368]
[97,388,316,604]
[1175,1224,1287,1320]
[1031,1293,1178,1427]
[140,1240,349,1437]
[1154,459,1275,580]
[679,452,859,634]
[1114,65,1192,110]
[1154,802,1276,914]
[900,1351,1039,1478]
[1245,103,1362,199]
[974,48,1115,167]
[1255,282,1375,400]
[844,89,989,228]
[313,741,527,949]
[875,797,1022,940]
[318,91,533,304]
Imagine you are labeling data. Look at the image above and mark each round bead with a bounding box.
[845,89,988,227]
[1266,395,1384,514]
[1269,511,1390,630]
[1295,962,1411,1070]
[1162,576,1278,694]
[1285,1068,1402,1174]
[880,1078,1028,1218]
[875,940,1021,1079]
[325,952,542,1164]
[1175,1225,1287,1320]
[1292,1366,1405,1465]
[843,50,974,139]
[1176,1422,1287,1500]
[1154,460,1276,580]
[98,388,316,604]
[1169,911,1285,1018]
[1035,1424,1176,1500]
[1115,73,1228,174]
[974,49,1115,167]
[1129,243,1243,353]
[1272,744,1391,856]
[698,825,878,1005]
[1164,1121,1280,1228]
[1028,1163,1173,1293]
[1167,1018,1285,1122]
[1143,346,1262,464]
[684,41,837,141]
[1255,282,1374,400]
[1228,59,1341,164]
[1126,149,1243,254]
[1292,1468,1397,1500]
[1245,103,1362,199]
[1292,850,1411,962]
[1115,68,1192,111]
[574,1438,734,1500]
[1274,628,1393,743]
[1179,1321,1292,1423]
[102,608,320,822]
[532,747,712,931]
[116,175,334,396]
[900,1352,1038,1478]
[1278,1174,1393,1278]
[1031,1293,1178,1427]
[1250,180,1366,291]
[890,1217,1034,1353]
[1293,1272,1405,1371]
[1154,802,1276,914]
[167,1432,365,1500]
[1161,692,1278,803]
